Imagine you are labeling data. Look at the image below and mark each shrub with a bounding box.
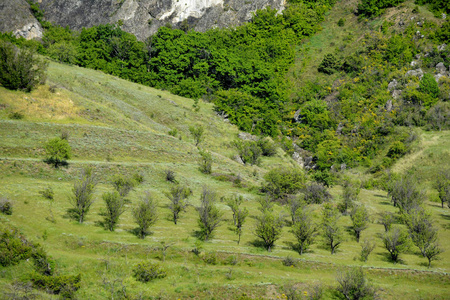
[198,149,213,174]
[0,197,13,215]
[44,137,71,168]
[386,141,407,159]
[0,225,34,267]
[101,191,126,231]
[111,173,136,198]
[234,140,263,165]
[133,192,158,239]
[336,267,377,300]
[257,138,277,157]
[31,273,81,298]
[383,226,410,263]
[262,167,306,200]
[9,111,24,120]
[132,262,167,282]
[189,125,205,146]
[282,255,298,267]
[304,182,332,204]
[196,187,222,240]
[318,53,339,74]
[203,252,218,265]
[360,239,376,262]
[254,210,284,251]
[419,73,440,100]
[165,169,177,183]
[0,41,48,91]
[337,18,345,26]
[68,166,97,223]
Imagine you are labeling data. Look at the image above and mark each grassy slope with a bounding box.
[0,4,450,300]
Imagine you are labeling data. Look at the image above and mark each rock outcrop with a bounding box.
[0,0,43,40]
[31,0,285,40]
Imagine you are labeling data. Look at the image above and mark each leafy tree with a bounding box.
[101,191,126,231]
[189,125,204,147]
[383,226,410,263]
[164,185,191,225]
[68,166,97,223]
[262,167,306,200]
[435,170,450,208]
[226,197,249,245]
[0,41,47,92]
[233,140,263,166]
[405,209,439,258]
[291,206,317,255]
[321,203,343,254]
[288,196,305,225]
[340,181,360,214]
[419,73,440,104]
[198,149,213,174]
[336,267,377,300]
[254,209,284,252]
[423,242,443,268]
[378,211,395,232]
[44,137,71,168]
[196,187,222,241]
[133,192,158,239]
[389,176,424,215]
[350,205,369,242]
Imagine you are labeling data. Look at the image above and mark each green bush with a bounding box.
[234,140,263,165]
[198,150,213,174]
[132,262,167,282]
[386,141,407,159]
[44,137,71,168]
[0,41,48,92]
[263,167,306,200]
[0,197,13,215]
[318,53,340,74]
[358,0,406,17]
[257,138,277,157]
[337,18,345,27]
[203,252,218,265]
[0,225,34,266]
[419,73,440,99]
[31,273,81,298]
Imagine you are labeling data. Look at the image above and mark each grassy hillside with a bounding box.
[1,2,450,300]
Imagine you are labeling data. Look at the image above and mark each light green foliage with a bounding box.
[165,185,191,225]
[291,206,317,255]
[389,176,424,215]
[132,262,167,282]
[68,166,97,223]
[405,209,440,260]
[288,196,305,224]
[321,203,343,254]
[110,173,136,198]
[196,187,222,241]
[262,167,306,200]
[198,149,213,174]
[132,192,158,239]
[350,205,369,242]
[378,211,395,232]
[419,73,440,102]
[0,224,34,266]
[226,195,248,244]
[101,191,126,231]
[340,181,360,214]
[233,140,262,166]
[387,141,407,160]
[435,169,450,208]
[0,40,47,92]
[44,137,71,168]
[189,125,204,147]
[360,239,376,262]
[254,209,284,252]
[383,226,410,263]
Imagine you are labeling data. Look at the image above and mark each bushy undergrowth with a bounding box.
[132,262,167,282]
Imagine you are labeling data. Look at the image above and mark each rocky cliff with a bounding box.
[18,0,285,40]
[0,0,43,40]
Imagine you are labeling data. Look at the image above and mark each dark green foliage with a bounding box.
[9,111,24,120]
[262,167,306,200]
[318,54,340,74]
[165,185,191,225]
[419,73,440,100]
[101,191,126,231]
[0,197,13,215]
[133,192,158,239]
[358,0,406,17]
[132,262,167,282]
[311,170,334,187]
[68,166,97,223]
[31,273,81,298]
[386,141,407,159]
[234,140,263,165]
[321,203,343,254]
[254,210,284,251]
[0,225,34,267]
[44,137,71,168]
[198,149,213,174]
[383,226,410,262]
[338,18,345,27]
[435,20,450,43]
[0,41,47,92]
[39,186,54,201]
[31,246,56,276]
[196,187,222,241]
[336,267,377,300]
[256,138,277,157]
[165,169,177,183]
[415,0,450,14]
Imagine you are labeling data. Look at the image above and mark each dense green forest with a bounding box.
[1,0,450,174]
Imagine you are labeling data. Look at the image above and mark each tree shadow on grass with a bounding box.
[128,228,154,239]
